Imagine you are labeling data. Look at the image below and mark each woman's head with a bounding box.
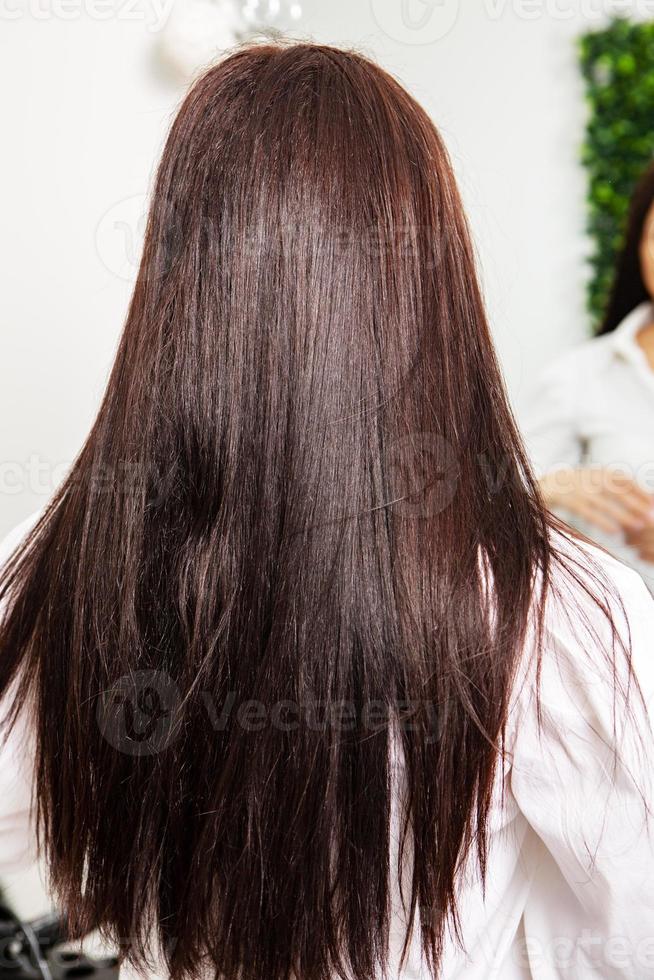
[639,194,654,299]
[599,161,654,334]
[0,42,550,980]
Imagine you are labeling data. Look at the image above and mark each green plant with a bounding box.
[579,17,654,330]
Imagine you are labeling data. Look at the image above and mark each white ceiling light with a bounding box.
[158,0,304,83]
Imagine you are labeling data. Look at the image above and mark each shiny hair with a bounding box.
[599,160,654,335]
[0,41,580,980]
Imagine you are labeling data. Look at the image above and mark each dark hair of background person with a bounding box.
[0,41,627,980]
[599,160,654,335]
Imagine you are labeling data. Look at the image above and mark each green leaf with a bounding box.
[579,16,654,331]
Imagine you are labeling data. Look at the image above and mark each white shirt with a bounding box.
[1,513,654,979]
[521,301,654,592]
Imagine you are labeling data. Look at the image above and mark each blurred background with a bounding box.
[4,0,654,917]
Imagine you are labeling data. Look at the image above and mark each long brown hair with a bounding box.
[0,41,559,980]
[599,160,654,335]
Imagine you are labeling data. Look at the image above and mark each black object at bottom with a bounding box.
[0,892,119,980]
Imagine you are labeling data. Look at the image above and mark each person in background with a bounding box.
[525,162,654,591]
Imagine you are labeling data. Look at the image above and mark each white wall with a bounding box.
[1,0,650,538]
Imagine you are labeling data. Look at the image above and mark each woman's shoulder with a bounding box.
[548,524,651,602]
[512,528,654,743]
[538,331,617,384]
[507,531,654,936]
[547,527,652,676]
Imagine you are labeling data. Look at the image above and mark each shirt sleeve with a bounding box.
[520,354,584,477]
[510,543,654,978]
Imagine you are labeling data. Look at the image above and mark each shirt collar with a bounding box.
[610,301,654,361]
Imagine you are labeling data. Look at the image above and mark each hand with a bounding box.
[624,526,654,563]
[538,467,654,536]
